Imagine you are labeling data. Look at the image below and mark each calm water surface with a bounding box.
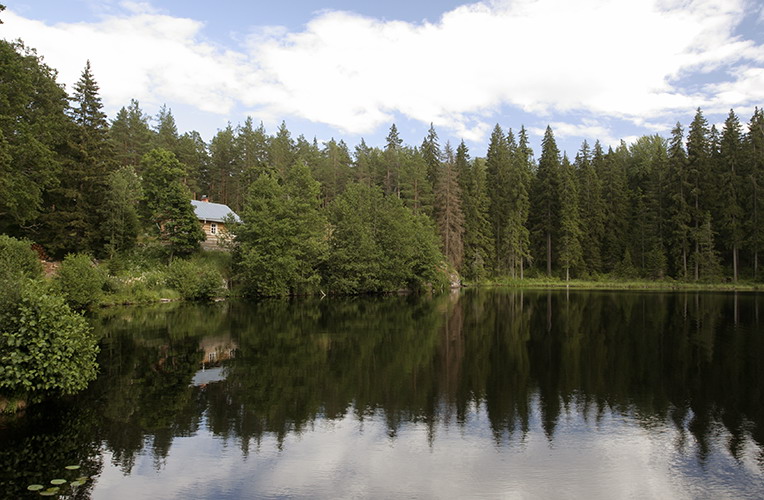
[2,289,764,498]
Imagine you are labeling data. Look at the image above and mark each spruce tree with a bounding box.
[667,123,691,278]
[110,99,152,168]
[383,124,403,196]
[485,124,511,274]
[718,109,744,281]
[456,142,492,281]
[434,142,465,270]
[745,108,764,279]
[687,108,712,280]
[269,121,295,176]
[399,146,433,216]
[208,124,239,207]
[598,142,630,273]
[575,141,605,275]
[558,154,583,281]
[421,123,441,185]
[153,104,179,154]
[530,126,562,276]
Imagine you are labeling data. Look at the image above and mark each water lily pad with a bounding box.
[65,465,80,470]
[40,487,59,496]
[76,476,89,482]
[70,480,84,487]
[27,484,44,491]
[50,478,66,485]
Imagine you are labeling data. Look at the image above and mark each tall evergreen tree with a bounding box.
[456,142,492,281]
[666,123,691,278]
[208,123,239,207]
[153,104,179,154]
[597,142,630,272]
[575,141,605,275]
[110,99,153,168]
[434,142,464,270]
[718,109,744,281]
[421,123,441,185]
[269,121,295,176]
[43,61,114,256]
[745,108,764,279]
[686,108,712,280]
[399,146,433,216]
[530,126,562,276]
[103,166,142,257]
[383,124,403,196]
[558,154,583,281]
[485,124,511,274]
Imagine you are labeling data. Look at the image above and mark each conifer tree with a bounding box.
[421,123,441,185]
[666,123,691,278]
[208,123,239,207]
[558,154,583,281]
[399,146,433,216]
[575,141,605,274]
[153,104,179,154]
[103,166,142,257]
[383,124,403,196]
[316,138,352,207]
[237,117,271,186]
[269,121,295,175]
[43,61,114,256]
[687,108,712,280]
[745,108,764,279]
[110,99,153,168]
[598,143,630,272]
[530,126,562,276]
[456,142,492,281]
[485,124,511,274]
[434,143,465,270]
[718,110,744,281]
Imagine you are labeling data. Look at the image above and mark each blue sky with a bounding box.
[3,0,764,157]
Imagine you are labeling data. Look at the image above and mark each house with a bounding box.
[190,196,240,249]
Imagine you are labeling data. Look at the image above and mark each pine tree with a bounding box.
[43,61,114,256]
[434,142,465,270]
[598,142,630,272]
[269,121,295,175]
[316,138,352,207]
[558,154,583,281]
[110,99,153,168]
[745,108,764,279]
[208,124,239,207]
[530,126,562,276]
[383,124,403,196]
[718,109,745,281]
[666,123,691,278]
[485,124,511,274]
[399,146,433,216]
[687,108,712,280]
[421,123,441,185]
[153,104,179,154]
[456,142,492,281]
[575,141,605,275]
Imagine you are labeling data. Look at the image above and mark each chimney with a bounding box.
[201,195,209,203]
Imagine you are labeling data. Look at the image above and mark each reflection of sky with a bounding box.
[90,397,764,499]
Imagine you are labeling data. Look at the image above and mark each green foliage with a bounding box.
[235,162,328,297]
[0,280,98,398]
[166,258,224,301]
[103,166,142,257]
[141,148,205,258]
[0,234,42,281]
[57,253,106,309]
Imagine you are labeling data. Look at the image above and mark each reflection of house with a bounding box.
[199,335,238,367]
[191,196,241,249]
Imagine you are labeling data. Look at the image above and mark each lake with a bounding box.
[2,289,764,498]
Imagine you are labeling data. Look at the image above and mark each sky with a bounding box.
[2,0,764,157]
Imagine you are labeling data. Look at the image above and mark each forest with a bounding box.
[2,32,764,297]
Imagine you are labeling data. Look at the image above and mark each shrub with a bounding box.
[57,253,107,309]
[166,259,223,300]
[0,280,99,400]
[0,234,42,281]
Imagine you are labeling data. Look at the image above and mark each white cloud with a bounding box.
[2,0,761,145]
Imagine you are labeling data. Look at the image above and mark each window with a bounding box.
[210,223,217,235]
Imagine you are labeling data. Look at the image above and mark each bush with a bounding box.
[57,253,107,309]
[166,259,224,300]
[0,280,99,400]
[0,234,42,281]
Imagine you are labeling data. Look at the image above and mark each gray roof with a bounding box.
[191,200,241,223]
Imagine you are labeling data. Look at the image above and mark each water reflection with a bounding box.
[2,290,764,498]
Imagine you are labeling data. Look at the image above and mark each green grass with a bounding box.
[467,276,763,292]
